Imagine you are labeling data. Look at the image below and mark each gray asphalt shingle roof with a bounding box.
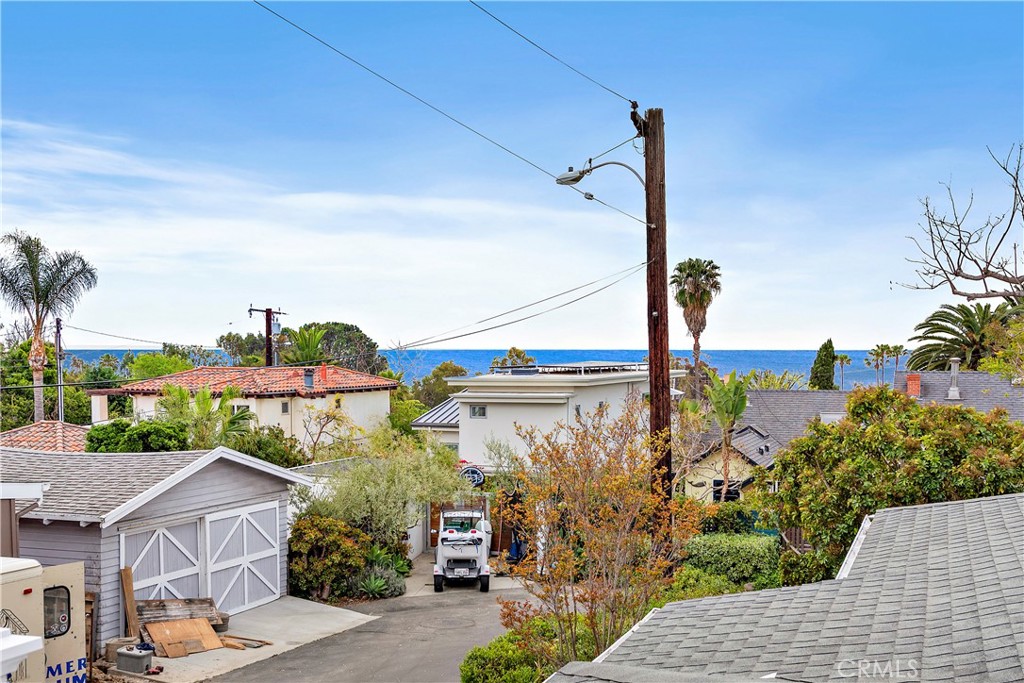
[894,370,1024,422]
[1,447,208,522]
[741,390,850,447]
[559,493,1024,682]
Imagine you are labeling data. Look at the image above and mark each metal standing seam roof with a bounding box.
[410,397,460,429]
[87,365,398,398]
[894,370,1024,422]
[550,493,1024,683]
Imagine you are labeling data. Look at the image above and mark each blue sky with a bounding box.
[2,1,1022,351]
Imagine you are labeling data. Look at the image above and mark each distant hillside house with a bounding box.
[87,365,398,445]
[413,361,685,472]
[0,420,89,452]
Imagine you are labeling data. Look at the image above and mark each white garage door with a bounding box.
[205,502,281,614]
[122,520,202,601]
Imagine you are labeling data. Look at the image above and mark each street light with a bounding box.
[556,108,672,496]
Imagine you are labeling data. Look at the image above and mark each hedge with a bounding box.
[683,533,780,585]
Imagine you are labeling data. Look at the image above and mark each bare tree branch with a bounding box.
[899,144,1024,302]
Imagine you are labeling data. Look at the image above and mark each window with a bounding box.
[712,480,742,502]
[574,404,581,418]
[470,405,487,419]
[44,586,71,638]
[231,404,251,415]
[281,401,289,415]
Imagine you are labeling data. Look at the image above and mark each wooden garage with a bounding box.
[1,445,311,646]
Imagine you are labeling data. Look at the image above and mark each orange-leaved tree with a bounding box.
[497,393,704,670]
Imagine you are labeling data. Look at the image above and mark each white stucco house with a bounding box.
[412,361,684,470]
[87,365,398,446]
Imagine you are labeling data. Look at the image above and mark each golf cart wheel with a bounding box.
[479,575,490,593]
[434,575,444,592]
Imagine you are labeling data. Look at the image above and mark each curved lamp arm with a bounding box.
[555,160,645,188]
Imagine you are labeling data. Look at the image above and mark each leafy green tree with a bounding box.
[388,398,429,436]
[85,419,190,452]
[907,302,1021,370]
[280,326,327,364]
[0,340,90,430]
[301,322,389,374]
[0,231,97,422]
[83,364,131,418]
[129,352,193,379]
[491,347,536,368]
[229,425,306,468]
[808,339,837,390]
[979,317,1024,381]
[704,369,748,500]
[217,332,266,364]
[762,386,1024,585]
[162,343,226,367]
[670,258,722,395]
[157,384,253,449]
[744,369,806,390]
[834,354,851,390]
[412,360,468,408]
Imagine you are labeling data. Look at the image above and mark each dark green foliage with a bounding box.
[229,425,306,468]
[649,567,739,609]
[460,632,540,683]
[216,332,265,364]
[907,302,1021,370]
[700,501,758,534]
[413,360,469,407]
[0,340,90,430]
[288,515,371,601]
[303,321,389,374]
[82,365,131,417]
[491,347,536,368]
[162,343,226,366]
[766,386,1024,585]
[808,338,837,390]
[85,419,190,452]
[388,398,428,436]
[355,565,405,598]
[683,533,781,585]
[778,551,834,586]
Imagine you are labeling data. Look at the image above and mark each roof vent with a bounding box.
[947,358,961,400]
[303,368,314,389]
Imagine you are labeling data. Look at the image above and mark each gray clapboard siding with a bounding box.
[19,519,102,586]
[96,528,123,644]
[121,459,285,522]
[278,495,289,596]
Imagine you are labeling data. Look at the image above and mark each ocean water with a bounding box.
[66,348,882,388]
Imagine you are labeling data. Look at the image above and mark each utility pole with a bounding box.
[55,318,65,422]
[642,108,672,496]
[248,306,287,367]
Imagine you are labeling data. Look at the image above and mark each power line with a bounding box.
[250,1,644,226]
[468,1,632,104]
[60,324,219,350]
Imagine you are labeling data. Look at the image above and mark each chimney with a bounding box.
[303,368,314,390]
[321,362,328,383]
[906,373,921,398]
[947,358,961,400]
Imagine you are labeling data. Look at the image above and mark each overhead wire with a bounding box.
[467,0,633,104]
[250,1,644,225]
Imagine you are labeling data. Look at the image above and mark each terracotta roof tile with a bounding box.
[89,365,398,398]
[0,421,89,452]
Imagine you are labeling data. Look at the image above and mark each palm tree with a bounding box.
[280,326,326,364]
[864,348,883,385]
[744,369,806,390]
[671,259,722,394]
[889,344,906,379]
[0,231,97,422]
[835,354,851,390]
[704,369,748,502]
[158,384,253,449]
[906,302,1021,370]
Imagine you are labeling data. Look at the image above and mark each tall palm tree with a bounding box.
[835,354,851,390]
[864,348,883,385]
[158,384,253,449]
[889,344,906,380]
[907,302,1021,371]
[670,259,722,392]
[0,231,97,422]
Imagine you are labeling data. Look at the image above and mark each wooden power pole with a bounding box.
[642,108,672,495]
[248,305,286,367]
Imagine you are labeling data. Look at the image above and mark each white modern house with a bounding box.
[413,362,684,470]
[88,365,397,445]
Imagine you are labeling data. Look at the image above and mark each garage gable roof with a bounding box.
[0,445,312,527]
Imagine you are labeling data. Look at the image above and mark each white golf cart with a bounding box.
[432,501,493,592]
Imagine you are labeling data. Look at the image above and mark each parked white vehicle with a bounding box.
[432,504,492,592]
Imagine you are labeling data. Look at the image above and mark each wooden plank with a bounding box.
[120,567,141,641]
[182,639,205,654]
[144,618,223,655]
[222,634,273,646]
[163,642,188,658]
[135,598,222,625]
[220,638,246,650]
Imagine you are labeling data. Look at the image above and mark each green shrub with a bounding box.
[229,425,306,468]
[650,567,738,608]
[700,501,758,534]
[358,574,388,598]
[460,632,539,683]
[354,565,406,598]
[780,549,836,586]
[85,418,190,453]
[684,533,780,585]
[288,515,370,601]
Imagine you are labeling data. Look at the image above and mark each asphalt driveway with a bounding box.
[212,556,529,683]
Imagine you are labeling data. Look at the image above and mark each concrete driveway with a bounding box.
[212,554,530,683]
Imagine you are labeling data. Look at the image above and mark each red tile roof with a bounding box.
[89,365,398,398]
[0,421,89,452]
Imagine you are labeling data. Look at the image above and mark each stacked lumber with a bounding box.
[143,619,223,658]
[135,598,223,626]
